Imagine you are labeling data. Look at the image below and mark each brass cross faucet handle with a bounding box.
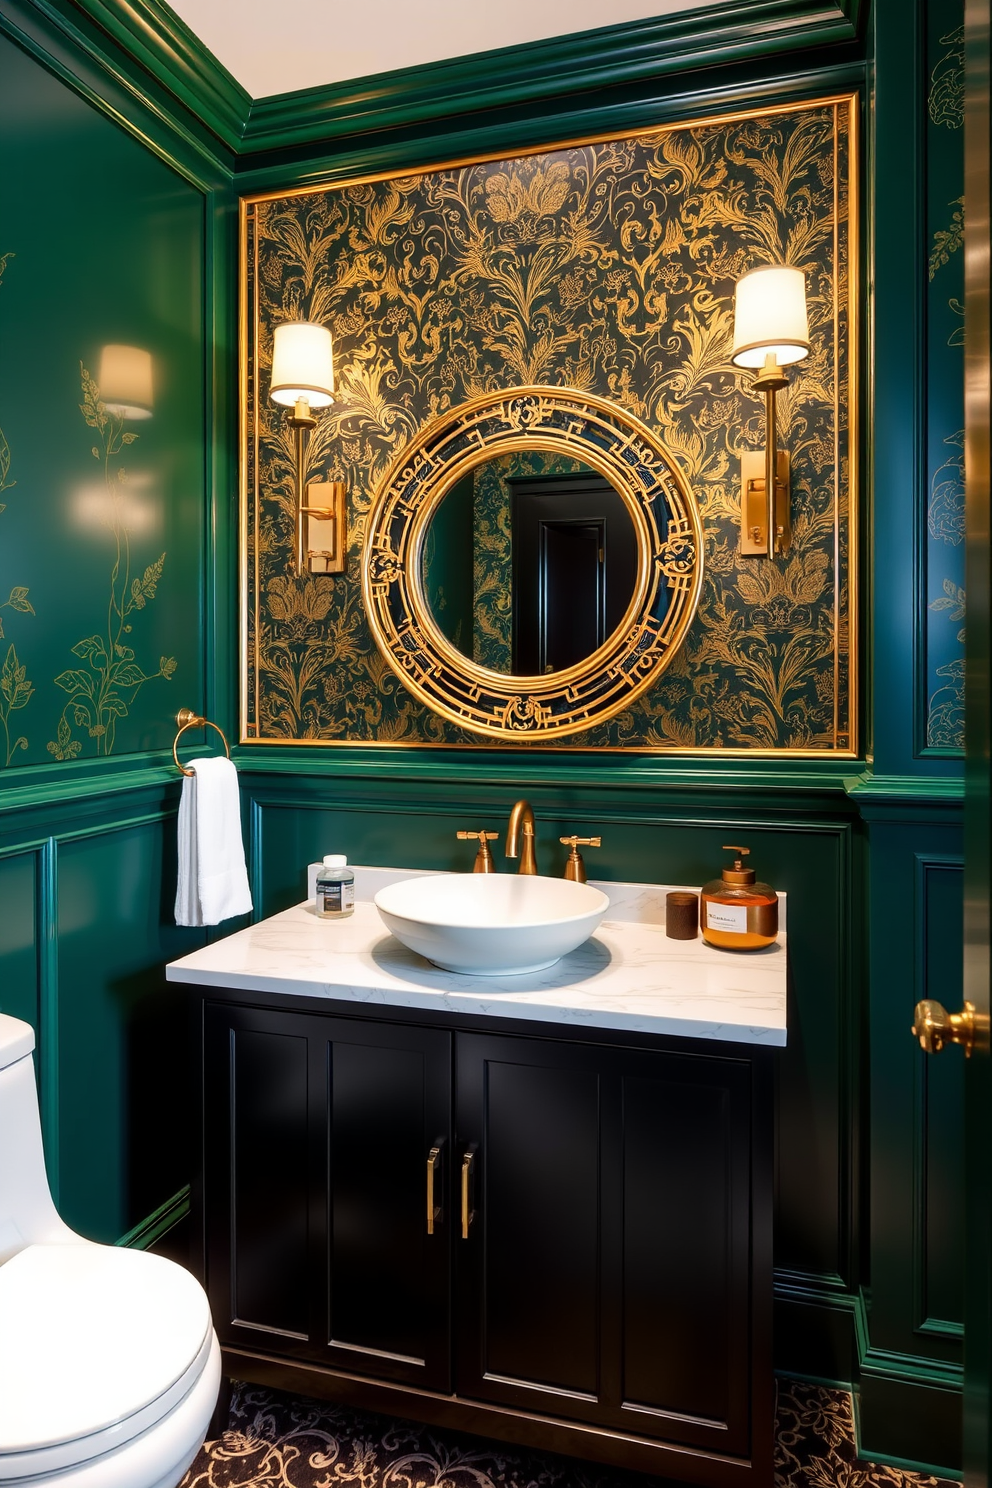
[456,830,499,873]
[559,835,602,884]
[506,801,538,875]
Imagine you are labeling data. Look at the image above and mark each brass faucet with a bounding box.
[506,800,538,875]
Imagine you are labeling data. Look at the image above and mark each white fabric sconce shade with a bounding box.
[731,265,810,369]
[98,344,153,419]
[270,321,335,407]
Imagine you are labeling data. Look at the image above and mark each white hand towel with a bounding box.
[174,756,253,927]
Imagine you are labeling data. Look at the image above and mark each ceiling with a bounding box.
[166,0,734,100]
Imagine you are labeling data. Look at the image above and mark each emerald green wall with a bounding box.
[0,0,969,1476]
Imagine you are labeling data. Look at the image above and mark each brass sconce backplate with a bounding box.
[305,481,347,574]
[740,452,791,557]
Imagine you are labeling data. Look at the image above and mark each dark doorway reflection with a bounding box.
[421,456,638,677]
[509,472,637,675]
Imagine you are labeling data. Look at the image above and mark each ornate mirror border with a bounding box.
[362,386,702,739]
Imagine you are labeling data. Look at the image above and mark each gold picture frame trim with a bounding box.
[240,91,859,758]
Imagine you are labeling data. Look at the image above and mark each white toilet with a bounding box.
[0,1014,221,1487]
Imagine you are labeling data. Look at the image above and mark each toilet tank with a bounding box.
[0,1015,75,1260]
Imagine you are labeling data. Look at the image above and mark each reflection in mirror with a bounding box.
[421,452,638,676]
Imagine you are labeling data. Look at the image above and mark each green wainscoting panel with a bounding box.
[55,809,201,1240]
[0,849,39,1028]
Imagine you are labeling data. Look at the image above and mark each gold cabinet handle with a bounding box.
[912,999,980,1057]
[426,1144,442,1235]
[461,1149,475,1239]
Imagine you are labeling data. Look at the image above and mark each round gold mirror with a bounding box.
[362,386,703,740]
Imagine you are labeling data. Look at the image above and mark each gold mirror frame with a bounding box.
[361,386,703,740]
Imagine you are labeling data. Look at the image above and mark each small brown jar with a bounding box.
[701,845,778,951]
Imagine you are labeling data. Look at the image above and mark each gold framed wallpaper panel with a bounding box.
[241,94,857,755]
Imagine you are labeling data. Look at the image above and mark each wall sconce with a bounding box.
[731,265,810,558]
[269,320,346,577]
[98,344,153,419]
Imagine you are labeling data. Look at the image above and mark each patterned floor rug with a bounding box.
[179,1379,961,1488]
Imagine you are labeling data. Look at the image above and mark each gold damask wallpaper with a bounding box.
[242,95,855,753]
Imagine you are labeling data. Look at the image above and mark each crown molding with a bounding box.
[64,0,249,149]
[238,0,863,159]
[40,0,866,166]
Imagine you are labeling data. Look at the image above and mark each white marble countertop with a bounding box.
[166,867,787,1048]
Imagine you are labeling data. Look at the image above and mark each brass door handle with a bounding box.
[426,1144,442,1235]
[461,1149,475,1239]
[912,999,979,1057]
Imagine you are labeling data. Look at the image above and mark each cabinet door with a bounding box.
[203,1005,452,1391]
[204,1003,321,1352]
[454,1032,755,1457]
[322,1016,452,1391]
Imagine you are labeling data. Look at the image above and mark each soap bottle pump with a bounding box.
[701,845,779,951]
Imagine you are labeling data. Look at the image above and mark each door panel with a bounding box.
[325,1024,452,1389]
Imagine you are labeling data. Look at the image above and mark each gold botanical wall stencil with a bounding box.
[929,25,964,128]
[0,251,36,767]
[243,97,856,754]
[929,197,964,280]
[47,367,176,760]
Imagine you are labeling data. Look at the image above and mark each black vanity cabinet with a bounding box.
[198,996,772,1487]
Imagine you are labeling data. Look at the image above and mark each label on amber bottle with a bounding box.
[705,901,748,934]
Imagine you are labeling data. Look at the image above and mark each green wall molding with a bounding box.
[64,0,247,150]
[237,1,862,159]
[33,0,866,175]
[0,0,235,185]
[0,756,191,820]
[234,63,869,199]
[115,1183,190,1250]
[845,772,965,806]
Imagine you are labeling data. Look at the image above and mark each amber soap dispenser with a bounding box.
[701,845,779,951]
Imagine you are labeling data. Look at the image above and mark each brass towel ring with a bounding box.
[173,708,231,777]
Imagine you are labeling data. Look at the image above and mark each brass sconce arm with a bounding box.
[286,398,318,578]
[750,354,790,560]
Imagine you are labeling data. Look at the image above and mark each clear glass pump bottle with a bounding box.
[701,845,778,951]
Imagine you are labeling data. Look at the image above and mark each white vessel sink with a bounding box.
[374,873,610,976]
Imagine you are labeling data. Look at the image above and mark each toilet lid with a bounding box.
[0,1242,212,1453]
